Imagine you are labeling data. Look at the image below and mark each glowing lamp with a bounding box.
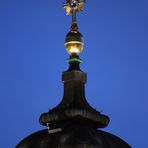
[65,31,84,55]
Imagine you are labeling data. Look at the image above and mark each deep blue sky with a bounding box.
[0,0,148,147]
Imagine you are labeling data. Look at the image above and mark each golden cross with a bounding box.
[63,0,85,16]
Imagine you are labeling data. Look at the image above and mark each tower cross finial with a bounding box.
[63,0,85,23]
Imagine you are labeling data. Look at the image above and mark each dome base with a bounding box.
[16,123,131,148]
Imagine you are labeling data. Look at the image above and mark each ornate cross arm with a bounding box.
[63,0,85,15]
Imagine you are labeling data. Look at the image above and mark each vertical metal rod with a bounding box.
[72,10,76,23]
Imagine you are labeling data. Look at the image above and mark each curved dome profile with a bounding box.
[16,123,131,148]
[16,62,131,148]
[16,1,131,148]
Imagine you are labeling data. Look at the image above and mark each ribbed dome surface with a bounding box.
[16,123,131,148]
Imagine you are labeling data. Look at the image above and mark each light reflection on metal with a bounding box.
[46,123,62,134]
[65,41,83,55]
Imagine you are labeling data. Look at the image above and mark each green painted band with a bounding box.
[67,58,82,63]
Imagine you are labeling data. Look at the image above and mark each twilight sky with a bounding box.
[0,0,148,148]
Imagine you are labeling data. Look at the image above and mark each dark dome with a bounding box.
[16,123,131,148]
